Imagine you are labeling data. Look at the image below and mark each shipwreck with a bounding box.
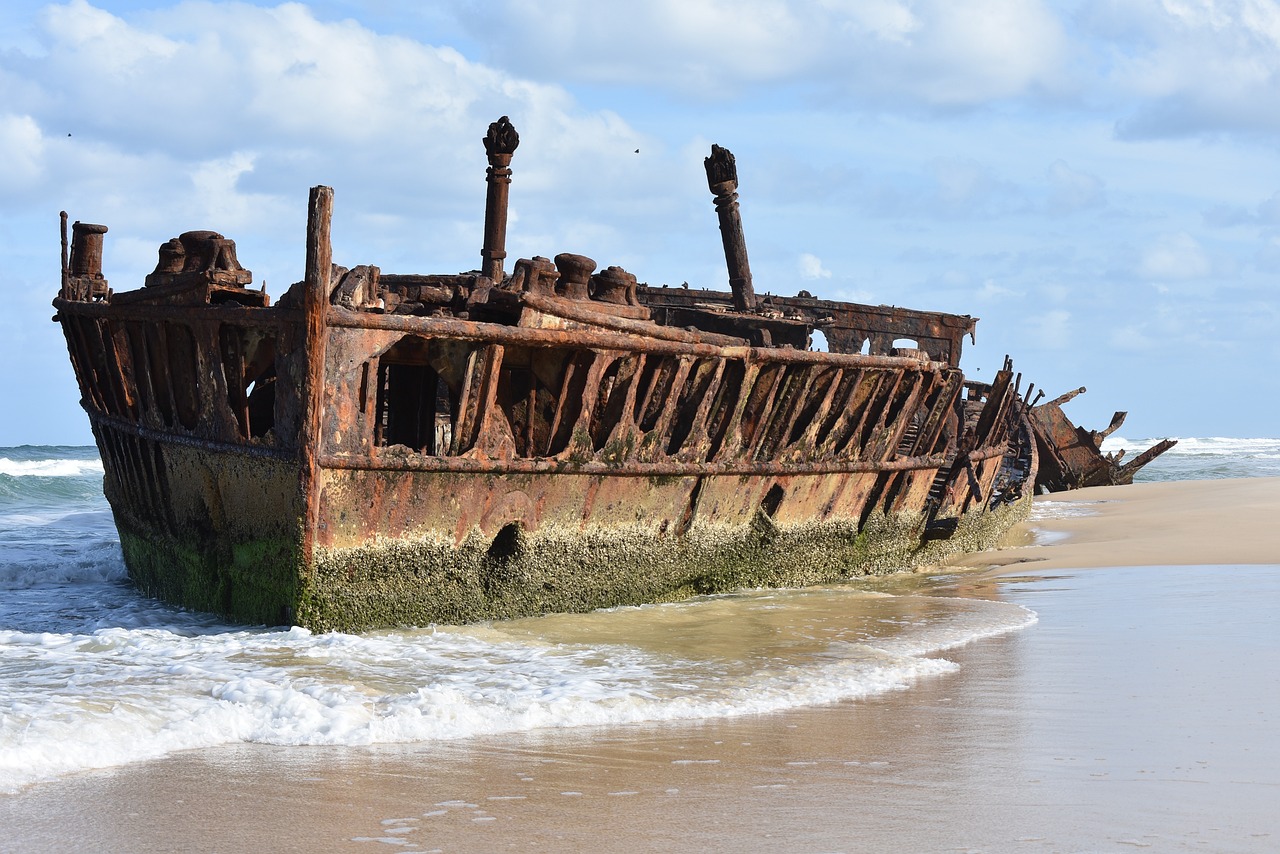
[52,117,1168,631]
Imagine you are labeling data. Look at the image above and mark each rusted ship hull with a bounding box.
[54,119,1039,631]
[60,296,1029,630]
[103,456,1027,632]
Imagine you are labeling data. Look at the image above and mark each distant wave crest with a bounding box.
[0,457,104,478]
[1102,436,1280,481]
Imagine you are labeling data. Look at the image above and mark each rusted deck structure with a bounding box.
[54,117,1039,631]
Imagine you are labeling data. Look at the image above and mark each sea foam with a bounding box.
[0,587,1035,792]
[0,457,104,478]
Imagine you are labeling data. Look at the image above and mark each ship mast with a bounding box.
[705,144,757,312]
[481,116,520,282]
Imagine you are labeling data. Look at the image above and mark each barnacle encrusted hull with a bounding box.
[303,498,1030,633]
[108,439,1029,632]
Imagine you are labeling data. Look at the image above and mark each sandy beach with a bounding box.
[3,477,1278,853]
[952,476,1280,571]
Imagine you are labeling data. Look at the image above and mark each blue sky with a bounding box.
[2,0,1277,443]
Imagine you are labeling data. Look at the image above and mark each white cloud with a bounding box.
[829,0,919,43]
[26,2,526,157]
[0,1,671,284]
[188,151,287,231]
[1082,0,1280,136]
[934,159,989,205]
[8,1,657,200]
[827,285,877,304]
[1031,309,1072,349]
[1046,160,1106,214]
[799,252,832,279]
[451,0,807,94]
[978,278,1019,299]
[1040,282,1072,303]
[45,0,179,71]
[1109,322,1157,350]
[448,0,1070,107]
[437,0,1280,138]
[1207,190,1280,227]
[1259,191,1280,223]
[1106,300,1214,351]
[1257,234,1280,271]
[1137,232,1212,279]
[422,0,1280,140]
[887,0,1069,104]
[926,157,1023,216]
[0,114,43,190]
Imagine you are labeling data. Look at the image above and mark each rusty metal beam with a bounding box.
[320,450,948,475]
[299,185,334,588]
[327,307,949,370]
[82,409,295,460]
[55,297,294,329]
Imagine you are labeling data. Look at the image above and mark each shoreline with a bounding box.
[952,475,1280,573]
[3,476,1278,852]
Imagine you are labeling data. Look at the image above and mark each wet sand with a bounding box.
[951,476,1280,572]
[4,477,1279,853]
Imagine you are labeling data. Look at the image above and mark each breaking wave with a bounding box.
[0,575,1035,792]
[1102,436,1280,481]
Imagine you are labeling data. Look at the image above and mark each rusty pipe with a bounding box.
[705,144,757,312]
[481,116,519,282]
[69,221,108,278]
[1044,386,1087,408]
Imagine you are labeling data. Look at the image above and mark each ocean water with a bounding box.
[1102,435,1280,481]
[0,439,1274,793]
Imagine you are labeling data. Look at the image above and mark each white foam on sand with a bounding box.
[1029,501,1102,521]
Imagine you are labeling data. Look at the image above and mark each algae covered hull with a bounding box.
[54,117,1039,631]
